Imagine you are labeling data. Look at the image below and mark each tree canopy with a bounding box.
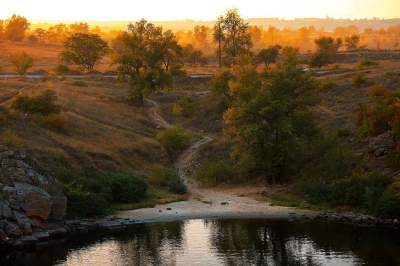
[112,19,184,104]
[61,33,109,72]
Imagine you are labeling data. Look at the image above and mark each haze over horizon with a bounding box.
[0,0,399,21]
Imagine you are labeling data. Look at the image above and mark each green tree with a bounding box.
[256,45,281,69]
[5,14,30,41]
[213,9,252,66]
[112,20,184,104]
[224,52,319,183]
[156,127,190,161]
[61,33,108,72]
[10,52,33,75]
[345,34,360,51]
[310,37,342,68]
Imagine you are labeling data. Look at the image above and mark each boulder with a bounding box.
[3,221,22,238]
[0,201,12,219]
[11,183,52,220]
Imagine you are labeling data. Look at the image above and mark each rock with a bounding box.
[368,132,395,158]
[0,201,12,219]
[13,183,52,220]
[13,211,32,235]
[32,231,50,241]
[4,222,22,238]
[0,229,9,242]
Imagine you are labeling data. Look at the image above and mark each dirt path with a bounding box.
[114,98,318,222]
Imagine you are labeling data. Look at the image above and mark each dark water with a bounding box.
[2,219,400,266]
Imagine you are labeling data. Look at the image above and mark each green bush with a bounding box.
[65,185,110,217]
[353,73,367,88]
[301,172,392,213]
[12,90,61,115]
[10,52,34,75]
[196,160,235,186]
[376,178,400,218]
[156,127,190,160]
[357,59,378,70]
[54,64,71,75]
[151,167,187,194]
[66,172,149,217]
[172,96,196,118]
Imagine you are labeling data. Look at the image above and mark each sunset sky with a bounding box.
[0,0,399,21]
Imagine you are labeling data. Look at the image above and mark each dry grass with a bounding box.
[0,77,168,181]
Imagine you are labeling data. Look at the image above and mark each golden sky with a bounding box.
[0,0,399,21]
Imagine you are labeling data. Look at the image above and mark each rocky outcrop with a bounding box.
[367,132,396,159]
[0,145,67,248]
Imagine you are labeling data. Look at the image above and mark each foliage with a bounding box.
[172,96,196,118]
[156,127,190,160]
[61,33,109,71]
[310,37,342,67]
[345,34,360,51]
[300,171,395,216]
[4,14,30,41]
[65,185,110,217]
[112,20,184,104]
[213,9,252,66]
[12,90,61,115]
[356,85,400,137]
[66,172,149,217]
[150,166,187,194]
[352,73,367,87]
[41,114,69,133]
[224,51,319,183]
[182,44,208,65]
[357,59,378,69]
[10,52,34,75]
[256,45,281,69]
[195,160,235,186]
[54,64,71,75]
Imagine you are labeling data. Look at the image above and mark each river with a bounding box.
[2,218,399,266]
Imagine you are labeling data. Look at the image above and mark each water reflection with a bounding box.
[2,219,400,266]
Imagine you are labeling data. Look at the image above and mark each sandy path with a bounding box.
[114,98,318,222]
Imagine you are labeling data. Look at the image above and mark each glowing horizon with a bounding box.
[0,0,399,21]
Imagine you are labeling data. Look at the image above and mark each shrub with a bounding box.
[301,171,392,213]
[376,178,400,218]
[151,166,187,194]
[357,59,378,70]
[65,185,110,217]
[172,96,195,118]
[367,85,388,97]
[107,173,148,203]
[41,114,69,133]
[72,80,88,87]
[54,64,70,75]
[156,127,190,160]
[353,73,367,88]
[12,90,61,115]
[10,52,34,75]
[318,78,337,92]
[195,160,235,186]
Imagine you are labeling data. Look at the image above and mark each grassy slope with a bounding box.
[0,77,168,182]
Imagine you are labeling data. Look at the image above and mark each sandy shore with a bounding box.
[113,185,318,223]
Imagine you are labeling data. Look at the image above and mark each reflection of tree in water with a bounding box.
[205,219,400,266]
[205,219,318,266]
[114,221,185,266]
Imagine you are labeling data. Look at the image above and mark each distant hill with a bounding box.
[32,18,400,32]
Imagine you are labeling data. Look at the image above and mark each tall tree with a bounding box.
[213,9,252,66]
[224,53,319,183]
[310,37,342,68]
[61,33,108,72]
[256,45,281,69]
[112,20,184,104]
[5,14,30,41]
[345,34,360,51]
[213,16,224,68]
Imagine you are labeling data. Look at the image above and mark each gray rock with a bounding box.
[50,196,67,220]
[0,200,12,218]
[4,221,22,238]
[14,183,52,220]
